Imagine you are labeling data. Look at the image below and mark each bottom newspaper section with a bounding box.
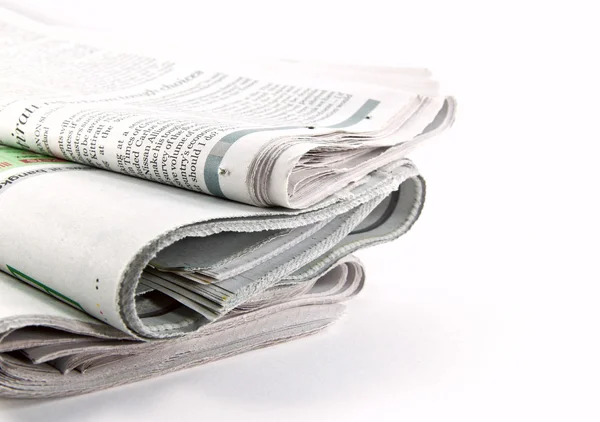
[0,257,362,398]
[0,146,425,397]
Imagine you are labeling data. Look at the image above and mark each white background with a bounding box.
[1,0,599,421]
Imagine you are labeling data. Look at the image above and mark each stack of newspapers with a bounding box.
[0,9,455,398]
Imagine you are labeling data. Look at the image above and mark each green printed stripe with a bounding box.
[6,265,86,312]
[0,145,67,173]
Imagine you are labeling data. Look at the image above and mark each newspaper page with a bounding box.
[0,8,455,208]
[0,8,453,397]
[0,138,424,337]
[0,259,362,398]
[0,142,424,397]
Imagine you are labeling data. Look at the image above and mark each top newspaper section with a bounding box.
[0,8,455,209]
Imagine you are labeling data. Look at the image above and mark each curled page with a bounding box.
[0,256,364,398]
[0,146,423,339]
[0,8,454,208]
[0,146,424,397]
[0,8,455,398]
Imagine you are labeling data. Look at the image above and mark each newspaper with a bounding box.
[0,256,363,398]
[0,8,454,398]
[0,8,454,208]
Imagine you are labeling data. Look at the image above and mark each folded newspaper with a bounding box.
[0,9,455,398]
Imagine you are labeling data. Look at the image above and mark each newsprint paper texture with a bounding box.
[0,8,455,397]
